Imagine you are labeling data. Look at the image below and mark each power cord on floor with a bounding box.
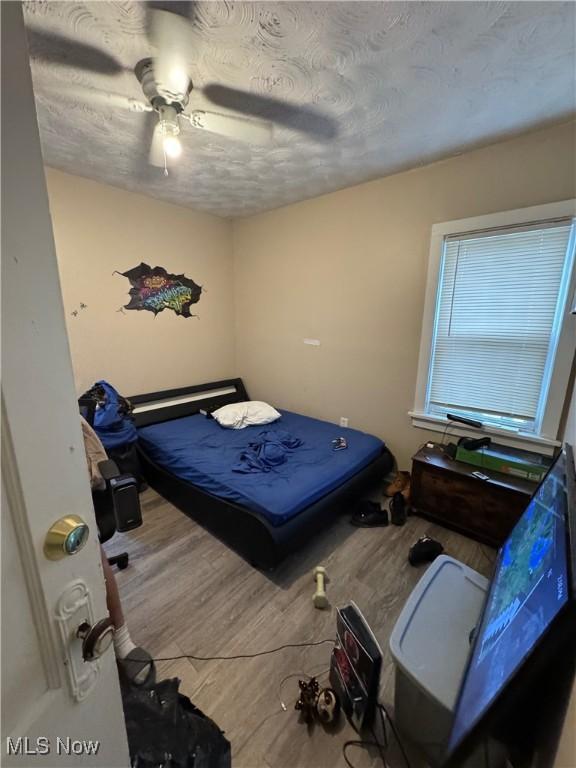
[371,721,388,766]
[343,737,389,768]
[136,642,413,768]
[136,638,334,663]
[341,703,412,768]
[378,703,412,768]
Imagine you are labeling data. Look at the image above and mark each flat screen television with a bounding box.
[443,443,576,766]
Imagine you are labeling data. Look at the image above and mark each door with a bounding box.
[1,4,130,766]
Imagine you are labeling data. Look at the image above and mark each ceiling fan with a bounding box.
[26,4,338,172]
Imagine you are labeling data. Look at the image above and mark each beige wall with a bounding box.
[45,168,235,397]
[47,122,576,462]
[233,121,576,468]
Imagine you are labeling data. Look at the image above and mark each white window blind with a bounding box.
[426,219,574,433]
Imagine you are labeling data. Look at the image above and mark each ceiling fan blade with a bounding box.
[202,84,339,140]
[148,9,193,103]
[182,110,273,144]
[26,27,125,75]
[147,1,195,19]
[41,83,152,113]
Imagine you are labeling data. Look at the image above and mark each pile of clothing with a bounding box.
[232,429,303,474]
[122,677,230,768]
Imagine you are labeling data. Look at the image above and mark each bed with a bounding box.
[131,379,394,569]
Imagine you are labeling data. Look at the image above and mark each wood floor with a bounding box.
[107,487,495,768]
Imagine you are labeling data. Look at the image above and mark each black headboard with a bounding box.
[129,378,249,428]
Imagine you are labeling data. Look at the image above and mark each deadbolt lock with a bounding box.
[44,515,89,560]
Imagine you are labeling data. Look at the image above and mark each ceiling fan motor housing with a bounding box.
[135,58,192,112]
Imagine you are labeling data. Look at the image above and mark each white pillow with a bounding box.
[212,401,281,430]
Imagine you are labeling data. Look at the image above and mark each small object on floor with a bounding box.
[350,499,389,527]
[295,677,340,726]
[316,687,340,725]
[390,492,407,526]
[313,565,329,609]
[295,677,321,723]
[408,536,444,566]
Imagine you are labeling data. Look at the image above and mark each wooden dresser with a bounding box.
[410,443,536,547]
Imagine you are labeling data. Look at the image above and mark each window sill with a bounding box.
[409,411,560,456]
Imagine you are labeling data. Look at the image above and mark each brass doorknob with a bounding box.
[44,515,89,560]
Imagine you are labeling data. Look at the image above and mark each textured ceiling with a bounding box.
[24,1,576,218]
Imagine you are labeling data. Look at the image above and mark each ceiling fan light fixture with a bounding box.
[163,134,182,159]
[158,105,182,159]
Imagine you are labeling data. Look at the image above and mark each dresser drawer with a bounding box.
[481,489,528,542]
[411,454,531,547]
[414,465,483,527]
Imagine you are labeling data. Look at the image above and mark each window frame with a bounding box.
[411,200,576,455]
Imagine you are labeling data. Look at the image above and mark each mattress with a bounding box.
[137,410,384,526]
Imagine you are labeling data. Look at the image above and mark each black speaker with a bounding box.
[110,475,142,532]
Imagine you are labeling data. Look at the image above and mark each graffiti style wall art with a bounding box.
[117,263,202,318]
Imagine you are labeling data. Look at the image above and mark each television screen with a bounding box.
[447,447,571,754]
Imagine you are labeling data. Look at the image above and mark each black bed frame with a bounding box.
[130,379,394,570]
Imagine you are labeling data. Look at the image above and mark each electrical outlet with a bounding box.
[340,417,349,428]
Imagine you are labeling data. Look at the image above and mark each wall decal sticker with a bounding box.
[116,262,202,318]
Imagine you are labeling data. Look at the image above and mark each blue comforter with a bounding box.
[138,410,384,526]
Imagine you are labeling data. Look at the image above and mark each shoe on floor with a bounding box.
[408,537,444,566]
[390,492,407,526]
[351,500,389,527]
[385,470,411,499]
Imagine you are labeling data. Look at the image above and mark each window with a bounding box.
[412,202,576,450]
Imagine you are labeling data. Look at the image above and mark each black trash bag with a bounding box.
[121,677,231,768]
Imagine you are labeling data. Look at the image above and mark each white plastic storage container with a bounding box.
[389,555,491,766]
